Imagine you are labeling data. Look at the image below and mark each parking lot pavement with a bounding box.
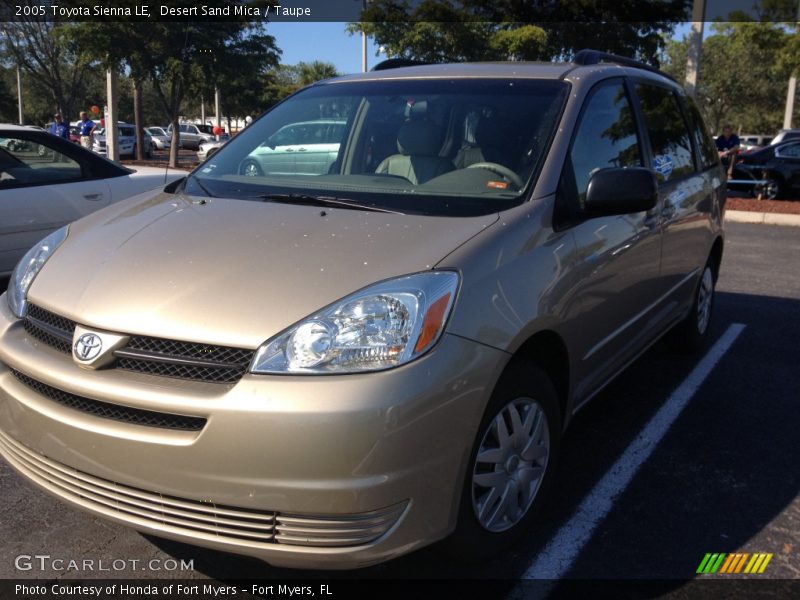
[0,223,798,591]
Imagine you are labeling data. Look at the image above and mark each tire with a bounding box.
[441,361,561,561]
[239,159,263,177]
[667,259,716,353]
[758,177,783,200]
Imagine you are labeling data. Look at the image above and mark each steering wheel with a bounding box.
[466,162,524,189]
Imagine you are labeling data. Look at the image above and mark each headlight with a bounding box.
[251,271,459,374]
[6,226,69,318]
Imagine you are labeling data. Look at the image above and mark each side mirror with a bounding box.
[585,167,657,217]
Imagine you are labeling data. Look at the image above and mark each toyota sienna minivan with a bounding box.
[0,51,725,569]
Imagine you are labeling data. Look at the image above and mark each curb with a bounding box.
[725,210,800,227]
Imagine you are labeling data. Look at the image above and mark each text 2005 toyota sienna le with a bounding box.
[0,52,725,569]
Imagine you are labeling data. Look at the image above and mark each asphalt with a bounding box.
[0,222,798,597]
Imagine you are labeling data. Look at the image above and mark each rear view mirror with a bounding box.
[585,167,657,216]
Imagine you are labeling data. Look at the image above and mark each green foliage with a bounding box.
[352,0,690,64]
[0,14,96,122]
[261,62,340,109]
[662,22,795,134]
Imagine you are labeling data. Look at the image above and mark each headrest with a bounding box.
[475,116,514,148]
[397,120,442,156]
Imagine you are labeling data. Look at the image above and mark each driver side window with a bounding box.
[572,81,642,204]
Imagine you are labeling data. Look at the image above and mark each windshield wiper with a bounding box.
[250,193,403,214]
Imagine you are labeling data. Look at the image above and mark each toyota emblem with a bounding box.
[74,333,103,361]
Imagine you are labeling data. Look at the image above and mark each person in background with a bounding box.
[715,125,740,172]
[48,113,69,139]
[78,111,96,149]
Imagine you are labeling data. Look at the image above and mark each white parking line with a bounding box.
[522,323,746,580]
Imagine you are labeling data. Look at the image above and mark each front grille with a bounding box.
[22,305,255,384]
[23,304,76,354]
[0,431,406,548]
[10,369,206,431]
[116,336,255,384]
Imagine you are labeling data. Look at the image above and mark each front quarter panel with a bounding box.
[437,197,580,395]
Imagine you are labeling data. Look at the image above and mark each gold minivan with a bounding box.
[0,51,725,569]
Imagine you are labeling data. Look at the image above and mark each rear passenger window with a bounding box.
[635,84,695,181]
[685,99,719,170]
[567,81,642,207]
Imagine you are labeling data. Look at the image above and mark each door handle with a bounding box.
[83,193,103,201]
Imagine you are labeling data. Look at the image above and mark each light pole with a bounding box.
[16,65,23,124]
[361,0,368,72]
[782,4,800,129]
[684,0,705,98]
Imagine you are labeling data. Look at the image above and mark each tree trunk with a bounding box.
[170,116,180,168]
[133,79,144,160]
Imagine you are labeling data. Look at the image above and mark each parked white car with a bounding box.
[92,123,153,158]
[197,139,228,162]
[0,125,184,276]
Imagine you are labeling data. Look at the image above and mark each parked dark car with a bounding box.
[731,140,800,199]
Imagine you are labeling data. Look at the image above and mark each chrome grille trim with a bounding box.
[0,431,277,545]
[10,369,206,431]
[0,431,407,549]
[274,505,407,547]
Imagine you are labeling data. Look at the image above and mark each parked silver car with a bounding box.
[167,123,227,151]
[239,119,345,176]
[0,51,724,570]
[145,127,172,151]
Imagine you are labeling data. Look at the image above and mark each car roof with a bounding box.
[321,60,678,92]
[329,62,575,83]
[0,124,40,131]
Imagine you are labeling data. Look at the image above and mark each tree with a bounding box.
[662,22,792,133]
[296,61,340,86]
[0,9,95,122]
[352,0,691,65]
[261,62,341,109]
[63,1,279,167]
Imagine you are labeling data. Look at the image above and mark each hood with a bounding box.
[29,192,497,348]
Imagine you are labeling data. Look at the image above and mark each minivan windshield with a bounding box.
[184,78,568,216]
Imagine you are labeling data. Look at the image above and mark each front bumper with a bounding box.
[0,296,507,569]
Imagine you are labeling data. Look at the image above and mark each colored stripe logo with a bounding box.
[696,552,773,574]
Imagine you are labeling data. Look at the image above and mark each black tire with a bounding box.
[758,177,783,200]
[667,259,716,353]
[239,159,263,177]
[441,360,561,562]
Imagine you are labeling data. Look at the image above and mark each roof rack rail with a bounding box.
[572,49,676,83]
[371,58,431,72]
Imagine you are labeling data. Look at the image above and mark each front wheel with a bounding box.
[239,159,263,177]
[442,362,561,561]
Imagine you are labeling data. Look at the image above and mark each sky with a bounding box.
[267,22,383,75]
